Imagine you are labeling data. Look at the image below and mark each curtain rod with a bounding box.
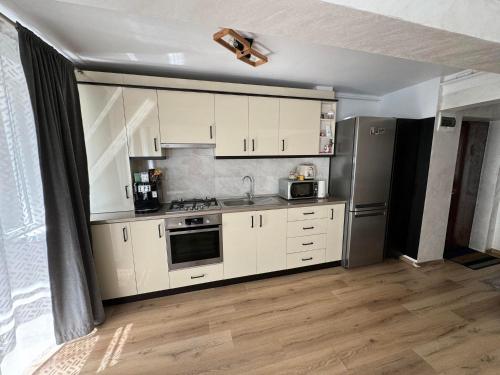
[0,11,16,27]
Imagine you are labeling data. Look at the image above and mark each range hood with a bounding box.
[161,143,216,149]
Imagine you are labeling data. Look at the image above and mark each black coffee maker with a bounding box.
[133,169,162,213]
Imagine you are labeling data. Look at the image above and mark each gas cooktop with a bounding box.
[166,197,220,212]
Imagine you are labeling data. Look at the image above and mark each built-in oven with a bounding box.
[165,213,222,270]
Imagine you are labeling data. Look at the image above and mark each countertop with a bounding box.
[90,196,347,224]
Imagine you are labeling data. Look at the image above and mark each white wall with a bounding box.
[336,78,441,121]
[336,93,381,120]
[379,77,441,119]
[417,71,500,261]
[417,115,463,262]
[470,120,500,251]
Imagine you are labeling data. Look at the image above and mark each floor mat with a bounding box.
[444,247,500,270]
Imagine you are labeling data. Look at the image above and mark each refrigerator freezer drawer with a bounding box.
[344,210,387,268]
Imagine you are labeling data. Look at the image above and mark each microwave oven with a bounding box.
[279,178,319,200]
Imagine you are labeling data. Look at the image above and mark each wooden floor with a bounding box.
[36,259,500,374]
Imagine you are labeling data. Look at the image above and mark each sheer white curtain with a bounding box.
[0,17,56,375]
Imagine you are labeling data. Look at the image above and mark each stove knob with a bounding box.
[178,222,182,226]
[206,219,211,224]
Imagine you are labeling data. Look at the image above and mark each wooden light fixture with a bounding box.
[213,28,268,67]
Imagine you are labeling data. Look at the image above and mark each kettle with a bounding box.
[296,163,316,180]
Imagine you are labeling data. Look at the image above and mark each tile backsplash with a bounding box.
[132,149,330,202]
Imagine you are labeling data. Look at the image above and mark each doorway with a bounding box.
[444,120,489,257]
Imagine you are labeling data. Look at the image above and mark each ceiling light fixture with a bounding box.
[213,28,268,67]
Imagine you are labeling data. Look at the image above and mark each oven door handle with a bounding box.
[167,227,221,236]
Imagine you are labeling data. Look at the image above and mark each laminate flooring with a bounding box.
[35,259,500,374]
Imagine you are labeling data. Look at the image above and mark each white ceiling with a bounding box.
[1,0,460,95]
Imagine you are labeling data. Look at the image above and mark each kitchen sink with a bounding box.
[222,199,255,206]
[221,196,285,207]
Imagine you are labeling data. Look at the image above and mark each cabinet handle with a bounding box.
[190,274,206,279]
[303,212,315,215]
[252,139,255,152]
[281,139,285,151]
[331,208,334,220]
[125,185,130,199]
[259,214,262,227]
[302,257,313,261]
[251,215,254,228]
[210,125,213,139]
[302,242,314,246]
[243,139,247,152]
[122,227,128,242]
[158,223,162,238]
[154,137,158,152]
[303,226,315,230]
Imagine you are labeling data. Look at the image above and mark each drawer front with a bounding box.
[287,234,326,253]
[287,219,327,237]
[287,249,325,269]
[288,206,328,222]
[169,263,223,288]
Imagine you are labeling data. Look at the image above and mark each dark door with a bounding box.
[386,118,434,260]
[444,121,489,254]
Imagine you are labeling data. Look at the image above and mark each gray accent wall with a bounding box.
[132,149,330,202]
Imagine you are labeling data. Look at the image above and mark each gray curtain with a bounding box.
[16,23,104,344]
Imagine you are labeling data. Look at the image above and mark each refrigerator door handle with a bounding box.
[354,211,386,218]
[354,202,386,212]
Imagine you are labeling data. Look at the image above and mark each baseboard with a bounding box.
[416,258,445,267]
[398,254,420,268]
[486,248,500,257]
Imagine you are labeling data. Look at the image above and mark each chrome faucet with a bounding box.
[242,175,255,200]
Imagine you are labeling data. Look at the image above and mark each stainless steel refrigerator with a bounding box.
[330,117,396,268]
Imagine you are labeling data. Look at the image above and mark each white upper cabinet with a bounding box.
[79,84,134,213]
[256,209,287,273]
[279,99,321,155]
[130,219,170,293]
[248,96,280,156]
[123,88,161,157]
[91,222,137,300]
[157,90,215,144]
[215,94,249,156]
[325,203,345,262]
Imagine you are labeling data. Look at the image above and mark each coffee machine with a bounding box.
[133,169,162,213]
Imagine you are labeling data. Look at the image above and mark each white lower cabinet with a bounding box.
[222,208,287,279]
[222,211,258,279]
[256,209,287,274]
[325,204,345,262]
[130,220,170,294]
[91,220,170,300]
[287,249,326,269]
[91,222,137,300]
[287,234,327,253]
[169,264,224,288]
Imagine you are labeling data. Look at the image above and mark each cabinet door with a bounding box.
[123,88,161,157]
[279,99,320,155]
[91,223,137,300]
[130,220,170,293]
[249,97,279,156]
[326,204,345,262]
[158,91,215,144]
[222,211,257,279]
[256,209,287,273]
[215,94,249,156]
[79,85,134,213]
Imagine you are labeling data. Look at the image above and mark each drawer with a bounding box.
[287,234,327,253]
[287,219,327,237]
[287,249,325,269]
[288,206,328,222]
[169,263,223,288]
